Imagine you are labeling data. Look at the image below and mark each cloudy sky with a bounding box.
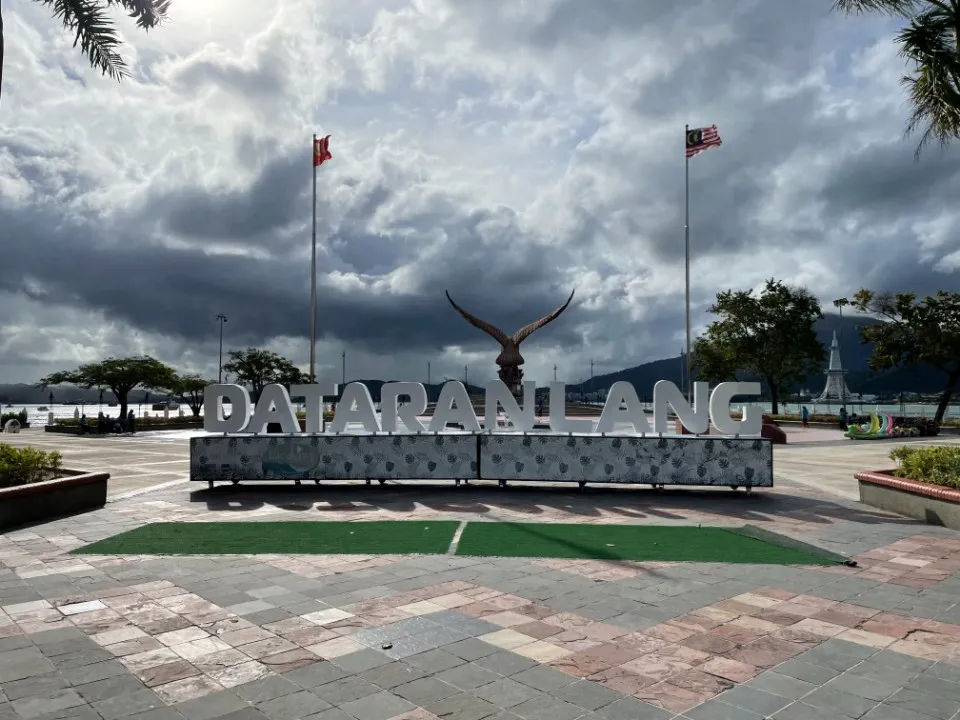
[1,0,958,387]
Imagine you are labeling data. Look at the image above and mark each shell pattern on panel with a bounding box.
[478,435,772,486]
[190,434,477,481]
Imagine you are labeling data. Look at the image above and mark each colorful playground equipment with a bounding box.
[845,413,921,439]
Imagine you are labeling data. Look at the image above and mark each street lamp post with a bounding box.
[216,314,228,383]
[342,350,346,387]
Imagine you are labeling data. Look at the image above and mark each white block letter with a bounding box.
[429,382,480,432]
[653,380,709,434]
[248,384,299,434]
[484,381,534,432]
[203,384,251,433]
[381,382,427,432]
[549,382,594,433]
[596,381,650,434]
[709,382,763,435]
[291,382,337,433]
[329,383,380,433]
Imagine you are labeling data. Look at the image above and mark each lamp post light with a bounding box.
[216,314,228,383]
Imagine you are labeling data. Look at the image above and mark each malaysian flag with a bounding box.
[685,125,722,159]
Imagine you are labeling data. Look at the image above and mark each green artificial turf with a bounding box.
[454,523,837,565]
[71,521,460,556]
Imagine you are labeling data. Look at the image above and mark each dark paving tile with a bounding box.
[337,690,414,720]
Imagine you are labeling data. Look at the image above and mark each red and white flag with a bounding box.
[314,135,332,167]
[685,125,722,159]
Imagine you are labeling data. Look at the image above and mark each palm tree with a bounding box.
[0,0,171,103]
[835,0,960,157]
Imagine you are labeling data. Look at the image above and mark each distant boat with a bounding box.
[3,403,12,408]
[107,402,117,407]
[37,406,48,411]
[152,402,180,411]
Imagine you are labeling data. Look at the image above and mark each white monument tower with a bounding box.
[816,331,852,403]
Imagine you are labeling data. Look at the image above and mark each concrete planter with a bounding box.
[0,470,110,531]
[857,469,960,529]
[45,421,202,435]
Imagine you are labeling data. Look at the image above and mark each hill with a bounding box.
[569,315,952,399]
[1,315,954,404]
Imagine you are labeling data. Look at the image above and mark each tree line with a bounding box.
[36,349,308,421]
[693,281,960,425]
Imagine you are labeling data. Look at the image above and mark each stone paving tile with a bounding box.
[7,467,960,718]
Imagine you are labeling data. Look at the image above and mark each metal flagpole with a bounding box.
[309,134,318,382]
[684,124,692,403]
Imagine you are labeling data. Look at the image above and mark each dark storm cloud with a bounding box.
[148,149,309,243]
[0,157,588,356]
[818,141,960,220]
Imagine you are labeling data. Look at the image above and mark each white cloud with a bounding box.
[0,0,958,387]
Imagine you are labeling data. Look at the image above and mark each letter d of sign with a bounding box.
[204,384,251,433]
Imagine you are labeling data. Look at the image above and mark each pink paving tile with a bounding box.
[680,632,738,655]
[644,623,698,643]
[582,622,629,642]
[514,603,557,620]
[239,637,298,660]
[219,627,275,647]
[587,666,658,695]
[657,644,711,666]
[636,681,709,714]
[458,602,503,619]
[699,656,760,683]
[153,674,224,703]
[616,633,669,655]
[138,660,202,688]
[754,587,797,601]
[542,612,594,630]
[669,615,721,633]
[723,636,804,669]
[208,660,270,688]
[258,648,320,672]
[544,629,602,653]
[193,649,251,672]
[621,653,694,681]
[512,621,562,640]
[282,626,340,646]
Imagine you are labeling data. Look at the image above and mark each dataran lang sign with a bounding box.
[203,379,763,436]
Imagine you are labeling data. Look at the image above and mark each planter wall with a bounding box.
[45,422,202,435]
[857,469,960,530]
[0,471,110,531]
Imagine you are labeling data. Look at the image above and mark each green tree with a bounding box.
[222,349,306,401]
[847,289,960,424]
[1,0,171,103]
[834,0,960,157]
[37,356,178,420]
[693,279,826,414]
[168,373,214,417]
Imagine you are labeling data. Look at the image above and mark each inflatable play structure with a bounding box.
[845,413,921,440]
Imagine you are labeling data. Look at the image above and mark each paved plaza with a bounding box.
[3,431,960,719]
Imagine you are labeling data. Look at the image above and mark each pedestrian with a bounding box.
[127,409,136,434]
[97,411,106,434]
[801,405,809,429]
[839,407,847,429]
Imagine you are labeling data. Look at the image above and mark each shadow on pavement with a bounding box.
[188,481,920,528]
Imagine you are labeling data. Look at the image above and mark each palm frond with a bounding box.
[106,0,172,30]
[896,7,960,157]
[833,0,925,16]
[39,0,129,80]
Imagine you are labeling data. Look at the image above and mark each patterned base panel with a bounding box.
[190,434,772,487]
[479,435,772,486]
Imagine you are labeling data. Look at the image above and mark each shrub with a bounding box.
[1,410,28,425]
[890,446,960,488]
[0,443,63,488]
